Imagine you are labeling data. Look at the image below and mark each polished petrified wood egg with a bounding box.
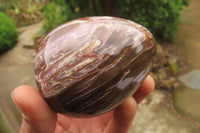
[34,16,156,117]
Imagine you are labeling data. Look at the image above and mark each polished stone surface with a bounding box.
[34,16,156,117]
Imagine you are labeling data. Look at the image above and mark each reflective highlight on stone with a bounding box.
[34,16,156,117]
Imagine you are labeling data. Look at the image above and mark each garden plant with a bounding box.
[0,12,18,54]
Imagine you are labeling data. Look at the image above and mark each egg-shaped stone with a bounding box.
[34,16,156,117]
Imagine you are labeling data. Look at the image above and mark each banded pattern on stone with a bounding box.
[34,16,156,117]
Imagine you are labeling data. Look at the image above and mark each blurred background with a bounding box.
[0,0,200,132]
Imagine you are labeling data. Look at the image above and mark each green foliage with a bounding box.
[56,0,134,18]
[169,59,179,75]
[0,12,18,54]
[116,0,135,19]
[1,0,44,26]
[0,0,11,12]
[40,0,189,42]
[53,0,96,19]
[39,1,70,35]
[40,0,136,35]
[134,0,190,42]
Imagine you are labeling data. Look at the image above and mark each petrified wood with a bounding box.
[34,16,156,117]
